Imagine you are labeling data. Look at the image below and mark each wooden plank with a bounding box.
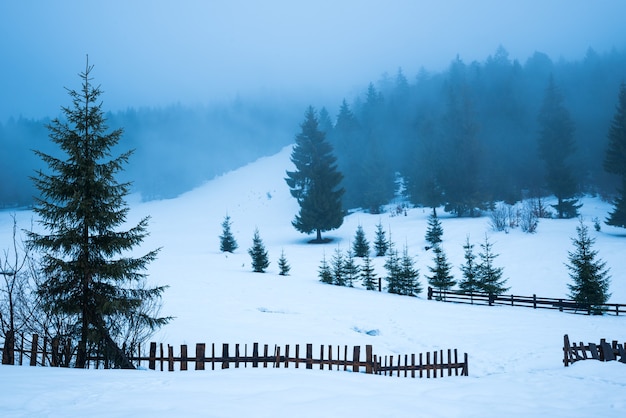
[365,345,373,374]
[419,353,423,378]
[168,345,174,371]
[211,343,215,370]
[222,343,230,369]
[600,341,615,361]
[295,344,300,368]
[319,345,324,370]
[180,345,188,371]
[328,345,332,370]
[588,343,600,360]
[41,336,48,367]
[235,344,240,368]
[275,345,281,368]
[464,352,469,376]
[195,343,205,370]
[285,345,290,368]
[263,344,269,368]
[617,344,626,364]
[306,344,313,369]
[353,346,360,373]
[344,346,348,371]
[253,343,259,368]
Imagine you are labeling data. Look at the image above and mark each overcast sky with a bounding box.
[1,0,625,121]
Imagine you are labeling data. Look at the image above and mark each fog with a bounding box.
[2,0,625,120]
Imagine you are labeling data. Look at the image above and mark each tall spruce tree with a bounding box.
[352,225,370,257]
[219,214,238,253]
[27,59,169,369]
[604,83,626,227]
[248,228,269,273]
[566,220,611,313]
[285,107,344,242]
[537,76,580,218]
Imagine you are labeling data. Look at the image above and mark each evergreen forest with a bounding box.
[2,46,626,214]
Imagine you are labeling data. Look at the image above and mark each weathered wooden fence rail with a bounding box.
[0,334,469,379]
[140,342,468,379]
[428,287,626,316]
[563,334,626,366]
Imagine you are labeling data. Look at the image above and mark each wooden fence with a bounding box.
[563,334,626,366]
[140,342,468,378]
[427,287,626,316]
[0,334,468,379]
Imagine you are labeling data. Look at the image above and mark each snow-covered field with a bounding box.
[0,146,625,417]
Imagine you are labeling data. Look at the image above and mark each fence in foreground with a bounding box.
[0,334,468,378]
[563,334,626,366]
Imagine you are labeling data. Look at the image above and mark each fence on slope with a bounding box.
[427,287,626,316]
[0,333,468,379]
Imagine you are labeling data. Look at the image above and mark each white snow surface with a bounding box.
[0,145,625,417]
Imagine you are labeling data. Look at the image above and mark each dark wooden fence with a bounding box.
[563,334,626,366]
[139,342,468,378]
[0,334,469,379]
[427,287,626,316]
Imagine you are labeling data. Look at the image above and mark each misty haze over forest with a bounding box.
[1,46,626,210]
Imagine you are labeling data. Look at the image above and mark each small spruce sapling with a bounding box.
[342,247,360,287]
[426,245,456,299]
[219,214,238,253]
[331,247,345,286]
[477,235,508,296]
[425,209,443,247]
[353,225,370,257]
[248,228,269,273]
[278,249,291,276]
[458,236,480,301]
[318,253,333,284]
[360,253,378,291]
[399,245,421,296]
[566,220,611,314]
[374,221,389,257]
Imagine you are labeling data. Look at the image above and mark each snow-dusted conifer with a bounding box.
[277,249,291,276]
[352,225,370,257]
[248,228,269,273]
[219,214,238,253]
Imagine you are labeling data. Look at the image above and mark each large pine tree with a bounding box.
[537,76,580,218]
[604,83,626,227]
[285,107,344,242]
[28,60,169,369]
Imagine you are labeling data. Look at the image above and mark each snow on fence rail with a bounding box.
[427,287,626,316]
[0,334,469,379]
[563,334,626,367]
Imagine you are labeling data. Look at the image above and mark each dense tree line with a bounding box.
[323,47,626,215]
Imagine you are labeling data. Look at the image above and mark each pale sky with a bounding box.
[1,0,625,120]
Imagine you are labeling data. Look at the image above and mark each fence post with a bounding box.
[563,334,571,366]
[149,342,156,370]
[252,343,259,368]
[168,345,174,371]
[235,344,240,368]
[365,345,373,374]
[51,337,60,367]
[306,344,313,369]
[222,343,230,369]
[30,334,39,367]
[427,286,433,300]
[378,277,382,292]
[295,344,300,369]
[41,336,48,367]
[195,343,205,370]
[352,346,360,373]
[463,353,469,376]
[533,294,537,309]
[180,345,188,371]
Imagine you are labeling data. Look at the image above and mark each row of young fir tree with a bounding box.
[317,219,509,298]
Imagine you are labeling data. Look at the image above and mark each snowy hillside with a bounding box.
[0,146,625,417]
